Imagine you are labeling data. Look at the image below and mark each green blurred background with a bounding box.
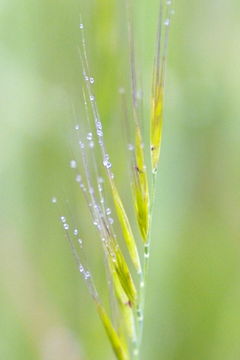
[1,0,240,359]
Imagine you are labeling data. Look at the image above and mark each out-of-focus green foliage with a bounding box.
[1,1,240,359]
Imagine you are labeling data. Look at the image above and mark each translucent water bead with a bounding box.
[103,154,112,169]
[87,132,93,141]
[63,223,69,230]
[79,23,84,29]
[76,174,82,183]
[90,77,94,84]
[73,229,78,236]
[70,160,77,169]
[51,197,57,203]
[164,18,170,26]
[106,208,111,216]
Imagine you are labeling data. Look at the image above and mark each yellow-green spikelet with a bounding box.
[133,125,149,242]
[150,84,164,173]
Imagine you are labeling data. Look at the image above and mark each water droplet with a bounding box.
[79,264,84,272]
[98,177,104,184]
[75,124,80,130]
[51,197,57,204]
[140,281,144,288]
[78,238,83,246]
[90,77,94,84]
[89,141,94,148]
[70,160,77,169]
[96,121,102,130]
[73,229,78,236]
[60,216,66,223]
[84,271,91,279]
[152,167,158,175]
[103,159,111,169]
[128,144,134,151]
[106,208,111,216]
[64,223,69,230]
[90,95,95,102]
[97,129,103,137]
[76,174,82,183]
[79,141,85,149]
[166,0,172,5]
[85,75,89,81]
[79,23,84,29]
[164,18,170,26]
[86,132,93,141]
[108,217,114,225]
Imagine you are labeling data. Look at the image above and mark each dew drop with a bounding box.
[51,197,57,204]
[76,174,82,183]
[84,271,91,279]
[90,95,95,102]
[64,223,69,230]
[103,159,112,169]
[164,18,170,26]
[70,160,77,169]
[90,77,95,84]
[60,216,66,223]
[78,238,83,246]
[79,264,84,273]
[108,217,114,225]
[96,121,102,130]
[86,132,93,141]
[73,229,78,236]
[97,129,103,137]
[106,208,111,216]
[79,141,85,149]
[79,23,84,29]
[75,124,80,130]
[89,141,94,148]
[128,144,134,151]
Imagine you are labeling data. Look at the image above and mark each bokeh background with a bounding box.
[1,0,240,359]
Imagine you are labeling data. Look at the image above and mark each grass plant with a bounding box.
[52,1,173,359]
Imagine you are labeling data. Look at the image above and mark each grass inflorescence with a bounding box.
[52,1,173,359]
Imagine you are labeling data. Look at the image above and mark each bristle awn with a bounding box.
[78,26,142,275]
[150,0,172,175]
[126,0,150,246]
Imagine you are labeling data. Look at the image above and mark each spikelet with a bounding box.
[110,262,136,341]
[126,0,150,243]
[109,177,142,273]
[96,302,130,360]
[150,2,171,174]
[106,234,137,306]
[132,125,149,243]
